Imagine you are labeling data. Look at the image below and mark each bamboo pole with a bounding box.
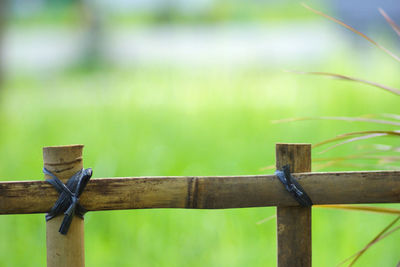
[276,143,312,267]
[43,145,85,267]
[1,170,399,214]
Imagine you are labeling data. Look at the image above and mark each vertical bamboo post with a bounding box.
[43,145,85,267]
[276,143,312,267]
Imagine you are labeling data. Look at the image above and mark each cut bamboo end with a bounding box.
[43,145,84,182]
[43,145,85,267]
[275,143,311,172]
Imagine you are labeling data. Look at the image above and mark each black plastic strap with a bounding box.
[43,167,93,235]
[275,164,313,207]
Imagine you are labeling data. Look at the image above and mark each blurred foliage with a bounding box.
[1,1,399,266]
[0,57,399,266]
[8,1,321,28]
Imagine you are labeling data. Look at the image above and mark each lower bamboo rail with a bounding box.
[1,170,399,214]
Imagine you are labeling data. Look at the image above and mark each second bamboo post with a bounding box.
[276,143,312,267]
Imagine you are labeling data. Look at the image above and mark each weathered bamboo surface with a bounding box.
[1,170,399,214]
[276,143,312,267]
[43,145,85,267]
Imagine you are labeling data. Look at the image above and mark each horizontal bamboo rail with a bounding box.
[1,170,399,214]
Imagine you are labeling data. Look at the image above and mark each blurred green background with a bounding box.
[0,1,399,266]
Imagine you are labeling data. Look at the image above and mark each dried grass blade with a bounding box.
[382,113,400,121]
[337,162,400,170]
[372,144,400,152]
[337,216,400,266]
[348,224,400,266]
[313,152,395,162]
[259,165,275,171]
[302,3,400,63]
[289,70,400,95]
[313,155,363,162]
[313,130,400,148]
[273,115,400,126]
[256,214,276,225]
[376,155,400,164]
[316,205,400,215]
[318,133,387,153]
[379,8,400,37]
[313,155,400,169]
[312,161,337,171]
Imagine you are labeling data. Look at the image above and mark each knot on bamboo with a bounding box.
[43,168,92,235]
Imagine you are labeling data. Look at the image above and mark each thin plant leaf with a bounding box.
[359,113,400,121]
[382,113,400,121]
[312,161,337,171]
[273,115,400,126]
[312,154,370,169]
[313,130,400,148]
[302,3,400,63]
[272,153,400,171]
[313,157,358,162]
[337,216,400,266]
[371,144,400,152]
[376,155,400,164]
[256,214,276,225]
[336,162,400,170]
[314,161,400,170]
[379,8,400,37]
[317,133,388,153]
[288,70,400,95]
[312,161,333,170]
[315,205,400,215]
[259,165,275,171]
[314,162,399,171]
[313,154,366,162]
[348,224,400,266]
[315,154,400,163]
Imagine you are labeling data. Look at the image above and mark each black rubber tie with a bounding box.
[43,167,93,235]
[275,164,313,207]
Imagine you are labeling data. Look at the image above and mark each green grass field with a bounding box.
[0,51,399,266]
